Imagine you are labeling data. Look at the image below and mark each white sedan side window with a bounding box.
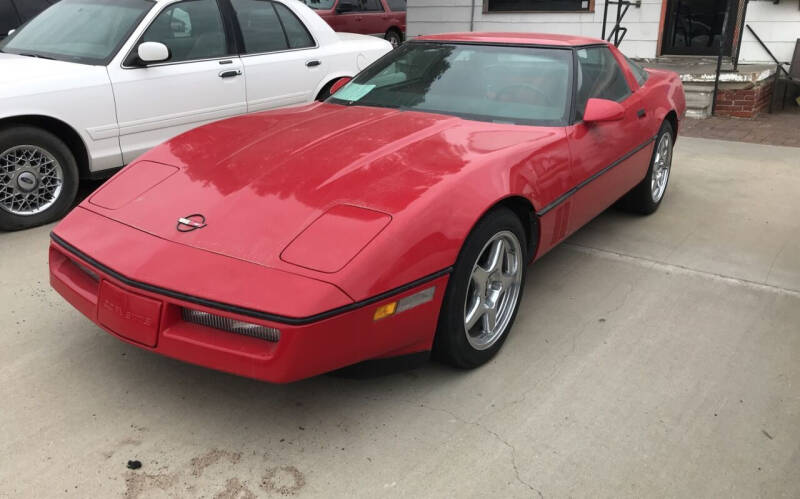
[140,0,228,63]
[231,0,314,54]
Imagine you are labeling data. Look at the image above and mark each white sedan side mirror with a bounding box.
[137,41,170,64]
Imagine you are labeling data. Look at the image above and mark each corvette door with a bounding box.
[565,46,653,233]
[230,0,324,112]
[108,0,246,164]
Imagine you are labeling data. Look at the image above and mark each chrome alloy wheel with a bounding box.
[0,145,64,216]
[651,132,672,203]
[463,231,523,351]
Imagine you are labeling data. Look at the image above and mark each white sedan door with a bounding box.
[107,0,246,164]
[228,0,325,112]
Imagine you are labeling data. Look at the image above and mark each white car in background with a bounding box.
[0,0,391,230]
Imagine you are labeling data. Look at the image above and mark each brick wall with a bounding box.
[713,77,775,118]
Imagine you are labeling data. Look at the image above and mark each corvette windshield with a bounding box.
[301,0,336,9]
[0,0,153,65]
[329,42,573,126]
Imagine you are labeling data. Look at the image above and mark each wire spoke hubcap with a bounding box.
[464,231,523,351]
[651,133,672,203]
[0,145,63,216]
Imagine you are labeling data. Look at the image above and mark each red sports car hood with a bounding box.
[84,103,557,272]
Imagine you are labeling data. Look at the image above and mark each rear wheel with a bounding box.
[434,208,527,368]
[619,121,674,215]
[0,126,79,231]
[384,29,402,48]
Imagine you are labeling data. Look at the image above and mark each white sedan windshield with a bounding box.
[0,0,153,64]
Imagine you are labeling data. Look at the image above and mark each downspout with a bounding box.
[470,0,476,32]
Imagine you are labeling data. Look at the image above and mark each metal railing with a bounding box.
[601,0,642,47]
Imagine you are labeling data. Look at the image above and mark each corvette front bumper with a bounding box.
[48,211,448,383]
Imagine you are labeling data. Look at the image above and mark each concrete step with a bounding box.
[686,91,713,109]
[686,108,711,119]
[682,83,715,93]
[683,82,714,119]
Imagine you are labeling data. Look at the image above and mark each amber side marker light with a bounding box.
[373,287,435,321]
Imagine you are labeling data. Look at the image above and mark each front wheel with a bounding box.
[0,126,79,231]
[434,208,527,368]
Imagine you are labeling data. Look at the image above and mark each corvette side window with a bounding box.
[624,55,649,87]
[140,0,227,63]
[575,46,631,119]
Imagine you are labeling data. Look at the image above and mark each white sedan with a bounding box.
[0,0,391,230]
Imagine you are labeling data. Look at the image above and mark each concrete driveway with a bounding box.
[1,137,798,498]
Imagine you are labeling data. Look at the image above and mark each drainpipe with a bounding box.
[470,0,476,32]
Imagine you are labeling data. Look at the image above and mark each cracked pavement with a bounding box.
[1,137,799,497]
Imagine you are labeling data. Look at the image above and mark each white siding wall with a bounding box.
[739,1,800,64]
[407,0,799,63]
[406,0,660,58]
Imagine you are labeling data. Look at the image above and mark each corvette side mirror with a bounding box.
[329,77,352,95]
[137,41,170,65]
[583,98,625,123]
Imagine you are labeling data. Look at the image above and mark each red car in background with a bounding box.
[303,0,406,47]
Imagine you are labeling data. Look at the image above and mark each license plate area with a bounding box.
[98,280,162,347]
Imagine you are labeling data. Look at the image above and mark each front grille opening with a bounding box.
[181,308,280,342]
[72,259,100,281]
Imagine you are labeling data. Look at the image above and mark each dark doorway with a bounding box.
[662,0,734,55]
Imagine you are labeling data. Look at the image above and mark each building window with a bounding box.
[484,0,592,13]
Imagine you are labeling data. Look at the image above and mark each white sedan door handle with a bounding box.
[219,69,242,78]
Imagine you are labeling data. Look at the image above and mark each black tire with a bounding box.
[384,29,402,48]
[0,126,79,231]
[434,207,528,369]
[619,120,674,215]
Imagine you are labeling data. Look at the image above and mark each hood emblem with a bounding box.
[177,214,207,232]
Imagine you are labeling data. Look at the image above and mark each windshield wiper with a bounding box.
[18,53,55,60]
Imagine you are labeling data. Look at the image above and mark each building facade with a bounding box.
[407,0,800,64]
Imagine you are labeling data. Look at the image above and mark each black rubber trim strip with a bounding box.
[50,232,452,326]
[536,135,657,216]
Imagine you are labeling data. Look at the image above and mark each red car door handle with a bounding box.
[637,109,647,118]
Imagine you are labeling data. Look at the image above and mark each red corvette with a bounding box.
[49,33,685,383]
